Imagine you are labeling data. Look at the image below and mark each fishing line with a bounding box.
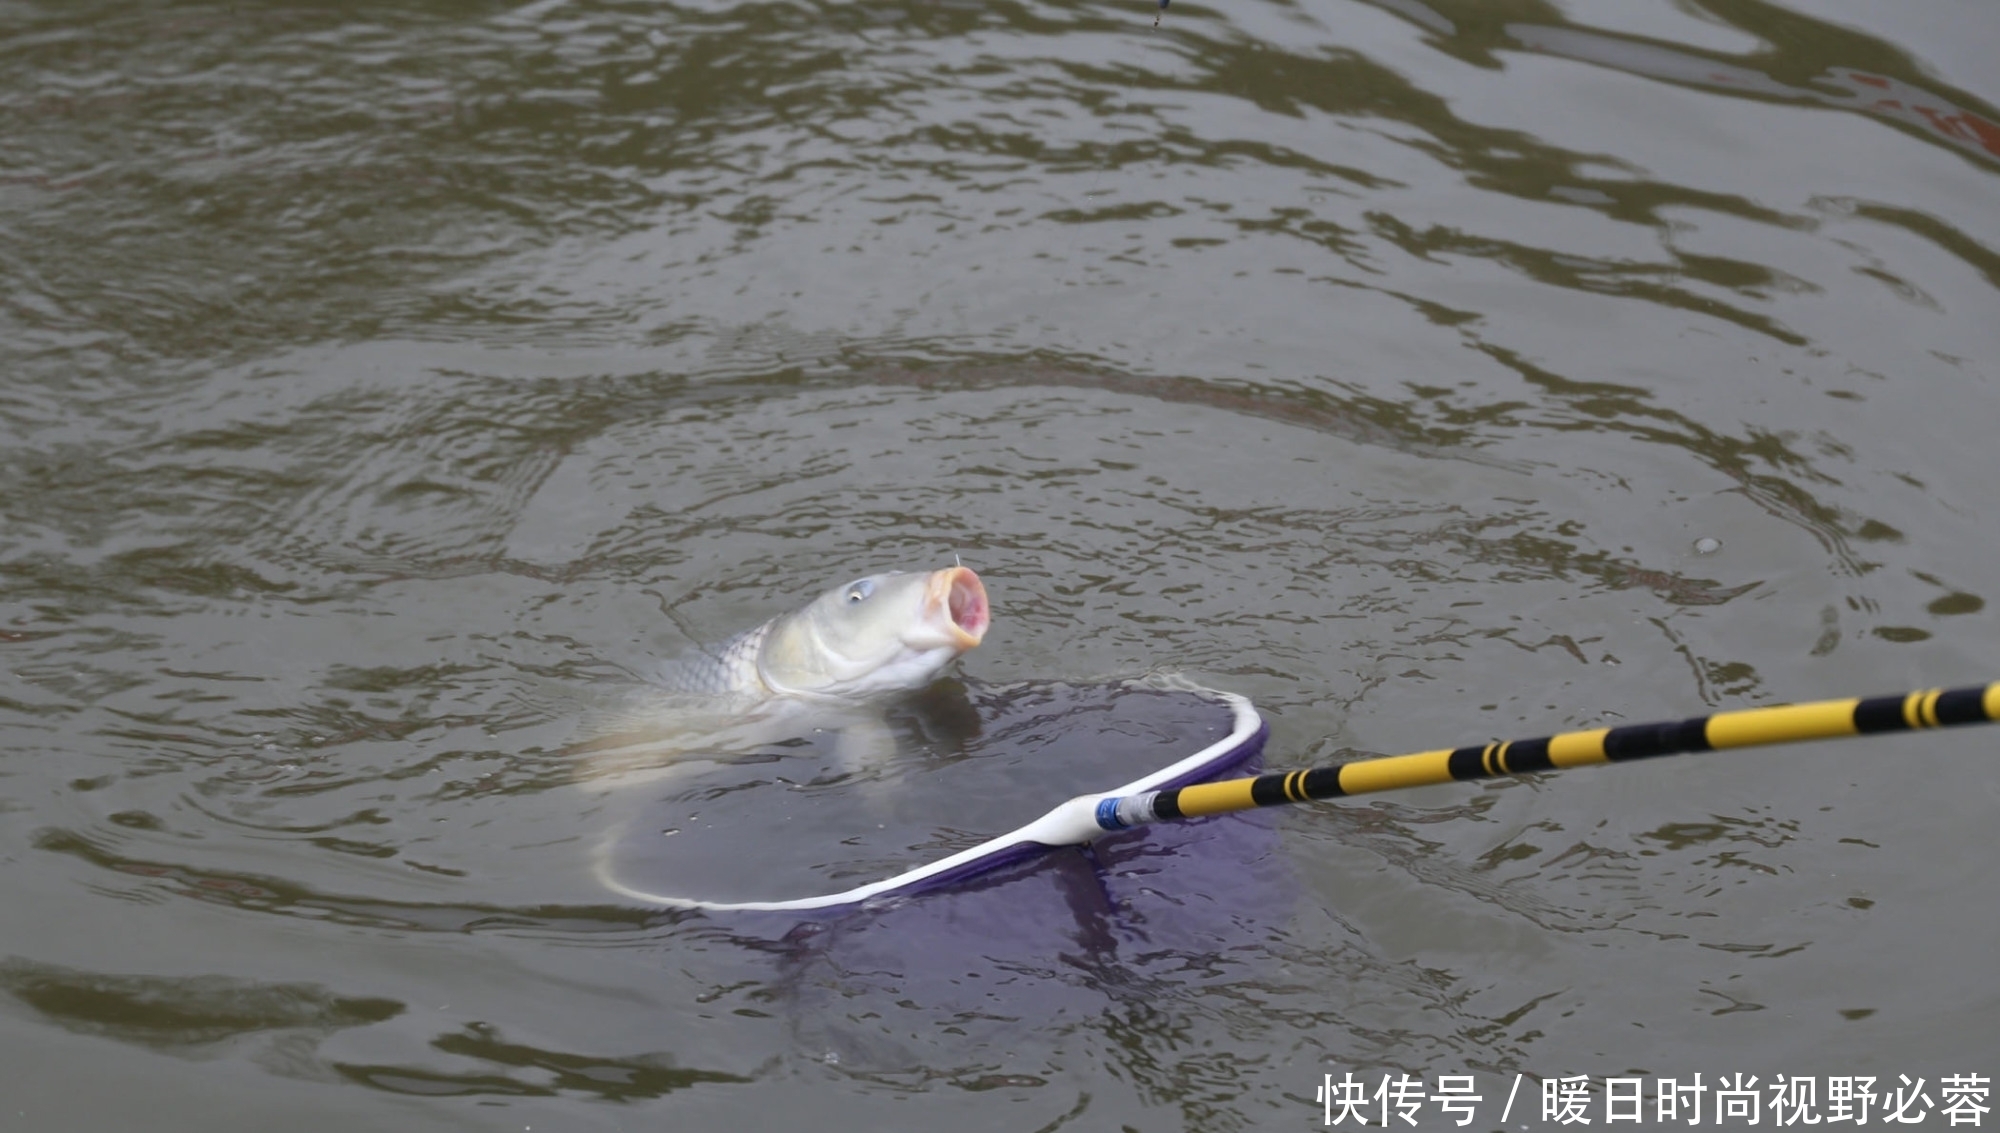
[601,680,2000,912]
[1079,0,1169,201]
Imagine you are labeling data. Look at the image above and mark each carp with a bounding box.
[574,565,990,780]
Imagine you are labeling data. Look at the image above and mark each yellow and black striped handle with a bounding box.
[1094,683,2000,831]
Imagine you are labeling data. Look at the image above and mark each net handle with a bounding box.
[1094,683,2000,831]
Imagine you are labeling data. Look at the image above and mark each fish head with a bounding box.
[756,566,990,699]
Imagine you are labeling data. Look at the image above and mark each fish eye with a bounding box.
[845,579,875,604]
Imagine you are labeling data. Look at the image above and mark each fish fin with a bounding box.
[828,715,899,778]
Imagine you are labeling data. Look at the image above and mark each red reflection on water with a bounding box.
[1827,68,2000,160]
[1505,21,2000,165]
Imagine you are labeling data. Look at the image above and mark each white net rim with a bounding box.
[595,681,1264,912]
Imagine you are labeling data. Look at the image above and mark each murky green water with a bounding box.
[4,0,1998,1128]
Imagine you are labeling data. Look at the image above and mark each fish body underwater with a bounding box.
[574,565,991,780]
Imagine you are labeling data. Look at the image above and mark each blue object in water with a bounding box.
[597,679,1268,910]
[600,680,1294,1071]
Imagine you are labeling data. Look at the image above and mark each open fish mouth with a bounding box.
[930,566,990,648]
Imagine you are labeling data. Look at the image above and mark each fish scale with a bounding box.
[652,623,772,698]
